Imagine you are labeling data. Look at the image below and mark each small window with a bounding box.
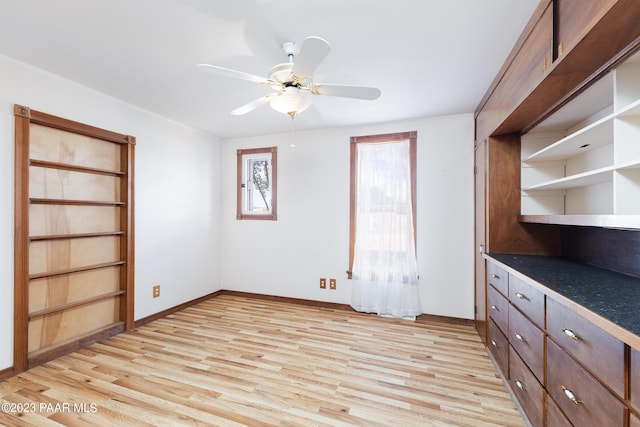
[237,147,277,220]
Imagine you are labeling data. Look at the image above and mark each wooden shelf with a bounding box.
[518,214,640,229]
[30,231,125,241]
[522,166,615,191]
[525,99,640,163]
[30,198,125,207]
[29,260,126,280]
[30,159,125,177]
[29,290,126,320]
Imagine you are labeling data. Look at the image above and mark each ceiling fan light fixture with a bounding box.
[270,86,311,117]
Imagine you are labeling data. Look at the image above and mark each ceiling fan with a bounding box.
[197,36,381,118]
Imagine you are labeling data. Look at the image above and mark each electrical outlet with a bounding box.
[153,285,160,298]
[320,278,326,289]
[329,279,336,290]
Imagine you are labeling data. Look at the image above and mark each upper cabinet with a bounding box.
[520,50,640,227]
[476,0,640,141]
[553,0,617,61]
[476,2,553,140]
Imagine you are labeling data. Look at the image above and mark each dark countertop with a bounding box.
[487,253,640,337]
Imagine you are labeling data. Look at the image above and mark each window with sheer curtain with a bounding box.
[348,131,420,319]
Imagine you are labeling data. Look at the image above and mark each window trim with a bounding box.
[236,146,277,221]
[348,131,417,279]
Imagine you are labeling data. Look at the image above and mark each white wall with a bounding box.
[0,54,222,370]
[220,114,475,319]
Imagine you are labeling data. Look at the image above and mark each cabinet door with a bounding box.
[487,261,508,296]
[488,318,509,377]
[509,346,544,427]
[546,338,625,427]
[476,3,552,137]
[546,394,572,427]
[632,347,640,413]
[555,0,617,60]
[509,274,545,329]
[546,297,625,398]
[487,284,508,335]
[509,305,544,383]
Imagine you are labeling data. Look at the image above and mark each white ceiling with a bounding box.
[0,0,539,139]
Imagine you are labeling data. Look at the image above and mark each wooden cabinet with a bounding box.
[547,297,625,398]
[485,257,634,426]
[488,318,509,376]
[509,302,544,383]
[632,348,640,413]
[487,284,508,334]
[546,338,625,427]
[487,262,508,296]
[554,0,617,60]
[509,346,544,427]
[546,395,572,426]
[476,1,553,140]
[509,274,545,328]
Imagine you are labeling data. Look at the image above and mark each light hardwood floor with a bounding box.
[0,294,524,426]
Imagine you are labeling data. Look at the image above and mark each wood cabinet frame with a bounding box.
[13,105,135,373]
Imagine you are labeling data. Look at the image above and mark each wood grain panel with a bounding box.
[29,205,120,236]
[0,295,525,426]
[509,306,544,383]
[29,267,121,312]
[29,166,120,202]
[28,298,119,352]
[488,284,509,335]
[546,392,572,426]
[28,236,120,276]
[555,0,617,60]
[29,124,121,172]
[632,347,640,413]
[487,134,560,255]
[546,296,625,398]
[508,346,544,427]
[546,338,625,427]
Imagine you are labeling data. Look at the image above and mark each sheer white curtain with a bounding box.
[350,140,420,318]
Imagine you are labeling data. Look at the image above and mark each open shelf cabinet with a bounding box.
[520,50,640,227]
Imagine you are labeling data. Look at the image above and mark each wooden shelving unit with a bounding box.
[520,51,640,227]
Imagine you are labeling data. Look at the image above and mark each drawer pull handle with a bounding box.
[490,339,498,347]
[515,292,528,301]
[561,386,582,405]
[514,333,526,343]
[490,305,499,311]
[562,328,580,341]
[515,379,526,391]
[491,274,500,280]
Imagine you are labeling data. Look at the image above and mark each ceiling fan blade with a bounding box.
[231,94,274,115]
[196,64,270,85]
[312,84,381,100]
[291,37,331,81]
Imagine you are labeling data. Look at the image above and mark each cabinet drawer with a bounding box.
[509,274,544,328]
[546,297,625,398]
[632,348,640,412]
[487,284,508,335]
[546,394,572,427]
[508,346,543,427]
[487,318,509,377]
[508,304,544,383]
[547,338,625,427]
[487,261,508,296]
